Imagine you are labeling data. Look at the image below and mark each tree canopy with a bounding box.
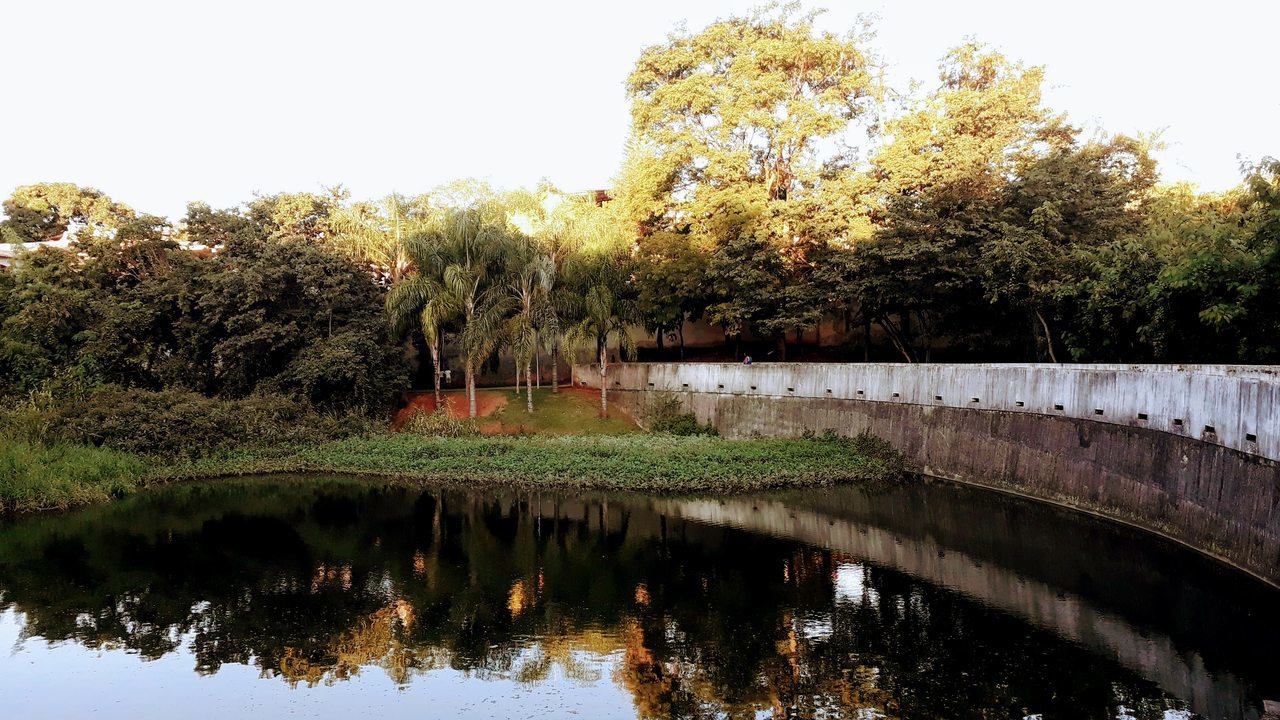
[3,1,1278,419]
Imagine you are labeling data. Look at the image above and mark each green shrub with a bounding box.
[645,393,718,436]
[401,407,478,438]
[34,386,367,460]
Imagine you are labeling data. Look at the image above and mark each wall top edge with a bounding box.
[606,362,1280,377]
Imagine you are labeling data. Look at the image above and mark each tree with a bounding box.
[634,230,706,358]
[856,43,1052,361]
[246,190,341,243]
[502,237,555,412]
[566,257,638,417]
[327,192,434,283]
[1,183,134,243]
[982,132,1157,361]
[1146,159,1280,362]
[622,4,879,349]
[508,185,628,391]
[627,4,876,205]
[387,207,512,417]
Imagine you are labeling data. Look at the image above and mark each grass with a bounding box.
[479,388,639,435]
[0,440,152,512]
[0,432,903,512]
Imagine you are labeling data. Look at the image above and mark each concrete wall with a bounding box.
[572,362,1280,585]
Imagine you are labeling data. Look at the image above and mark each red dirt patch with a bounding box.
[393,390,508,429]
[393,384,638,435]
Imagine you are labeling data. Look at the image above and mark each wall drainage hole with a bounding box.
[681,383,689,388]
[934,395,943,401]
[1246,433,1258,443]
[1204,425,1216,434]
[717,384,724,389]
[970,397,980,404]
[1137,412,1148,420]
[750,386,757,391]
[1015,401,1025,407]
[647,382,655,387]
[892,392,900,398]
[1093,408,1104,416]
[1053,404,1064,411]
[856,390,865,395]
[787,387,795,392]
[825,389,832,394]
[1172,418,1184,427]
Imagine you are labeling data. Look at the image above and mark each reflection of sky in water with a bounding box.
[1,608,635,720]
[834,561,878,606]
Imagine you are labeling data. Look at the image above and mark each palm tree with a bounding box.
[387,207,512,417]
[386,267,453,405]
[507,186,618,394]
[328,192,432,283]
[503,239,555,412]
[566,269,638,418]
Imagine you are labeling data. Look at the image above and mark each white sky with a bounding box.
[2,0,1276,221]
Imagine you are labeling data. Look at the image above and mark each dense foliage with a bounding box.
[0,198,406,411]
[2,3,1277,444]
[616,7,1280,364]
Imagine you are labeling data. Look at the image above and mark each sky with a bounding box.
[2,0,1276,221]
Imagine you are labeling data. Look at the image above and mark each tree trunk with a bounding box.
[1035,308,1060,363]
[678,324,685,360]
[526,363,534,412]
[535,345,541,389]
[551,339,560,394]
[598,343,608,417]
[877,317,916,363]
[466,363,477,418]
[430,340,442,405]
[776,335,787,362]
[656,328,665,357]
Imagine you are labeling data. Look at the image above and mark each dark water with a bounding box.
[0,477,1277,720]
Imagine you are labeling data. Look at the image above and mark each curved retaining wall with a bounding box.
[572,362,1280,585]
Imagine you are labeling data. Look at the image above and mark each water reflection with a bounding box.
[0,476,1276,720]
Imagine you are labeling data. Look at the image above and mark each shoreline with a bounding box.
[1,432,906,515]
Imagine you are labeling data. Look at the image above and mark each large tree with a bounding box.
[854,44,1053,361]
[1,183,134,243]
[621,4,879,352]
[982,132,1157,361]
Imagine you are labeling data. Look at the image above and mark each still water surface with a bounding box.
[0,476,1276,720]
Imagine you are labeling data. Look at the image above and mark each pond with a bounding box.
[0,476,1276,720]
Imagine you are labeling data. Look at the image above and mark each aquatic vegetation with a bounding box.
[163,431,904,494]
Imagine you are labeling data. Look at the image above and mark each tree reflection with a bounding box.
[0,477,1262,719]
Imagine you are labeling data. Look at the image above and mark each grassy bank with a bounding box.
[1,432,904,512]
[0,441,151,512]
